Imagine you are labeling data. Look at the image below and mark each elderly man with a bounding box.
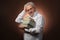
[15,2,45,40]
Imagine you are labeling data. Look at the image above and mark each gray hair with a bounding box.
[24,2,35,8]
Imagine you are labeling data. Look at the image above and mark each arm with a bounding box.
[25,16,45,33]
[15,10,25,23]
[15,10,26,29]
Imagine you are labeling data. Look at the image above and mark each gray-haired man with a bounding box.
[15,2,45,40]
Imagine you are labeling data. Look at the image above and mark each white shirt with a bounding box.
[15,10,45,33]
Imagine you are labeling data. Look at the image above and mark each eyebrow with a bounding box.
[26,7,33,11]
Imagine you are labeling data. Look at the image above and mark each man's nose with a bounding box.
[29,10,32,13]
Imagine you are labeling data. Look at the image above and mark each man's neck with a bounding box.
[29,13,34,17]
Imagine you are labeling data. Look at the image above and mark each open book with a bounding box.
[21,14,35,29]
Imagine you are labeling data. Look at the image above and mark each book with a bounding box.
[21,14,35,29]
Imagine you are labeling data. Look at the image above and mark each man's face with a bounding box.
[25,5,35,15]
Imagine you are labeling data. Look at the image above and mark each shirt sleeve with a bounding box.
[29,16,45,33]
[15,10,25,23]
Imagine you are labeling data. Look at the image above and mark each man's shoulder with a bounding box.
[37,12,42,17]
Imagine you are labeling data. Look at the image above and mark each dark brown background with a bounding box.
[0,0,60,40]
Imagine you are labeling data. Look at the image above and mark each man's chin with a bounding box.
[29,12,33,14]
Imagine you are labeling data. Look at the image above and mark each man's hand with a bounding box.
[18,24,25,29]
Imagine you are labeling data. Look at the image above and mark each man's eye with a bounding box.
[30,8,32,10]
[27,10,29,11]
[26,10,29,12]
[26,8,32,12]
[25,10,28,12]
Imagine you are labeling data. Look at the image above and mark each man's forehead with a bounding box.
[26,5,33,10]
